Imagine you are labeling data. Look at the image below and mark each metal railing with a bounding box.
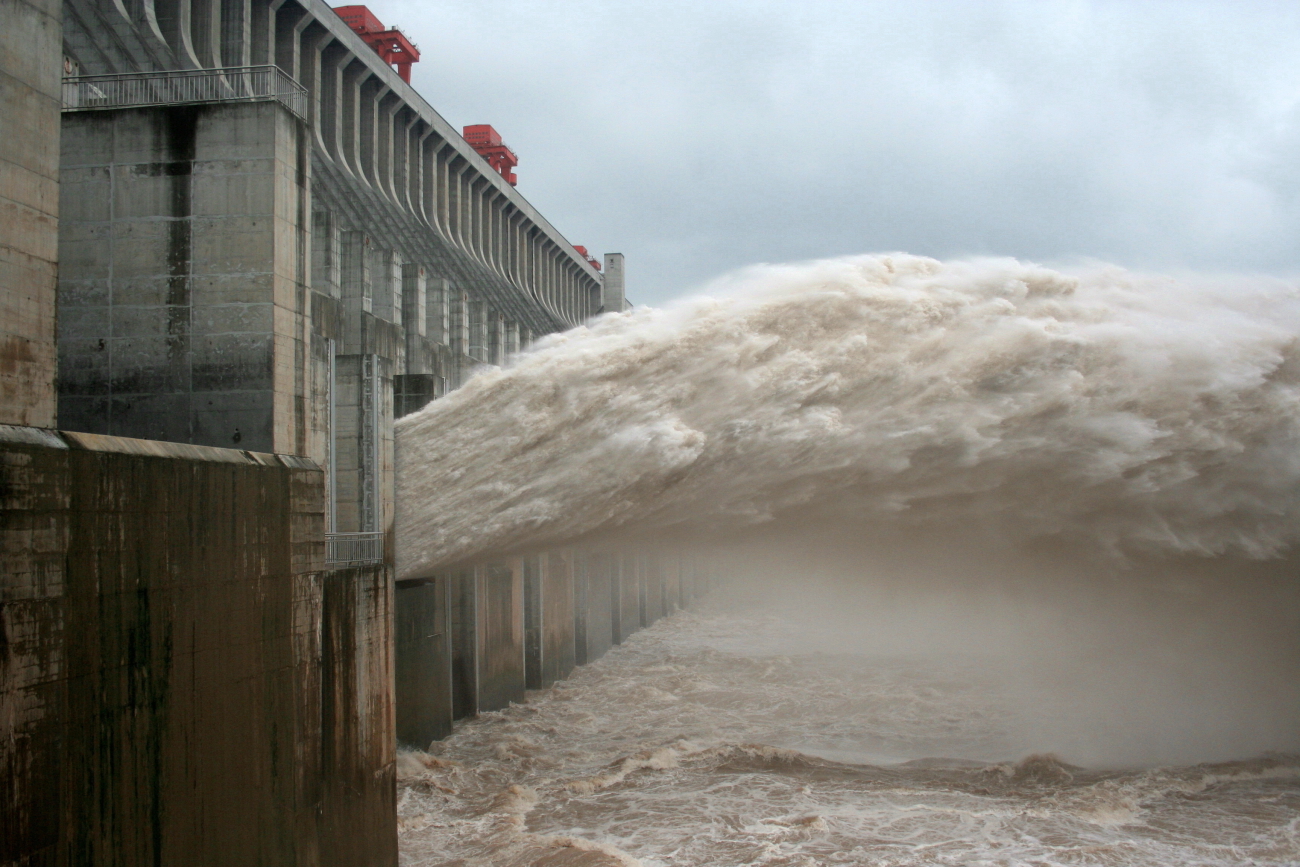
[326,532,385,567]
[62,65,307,121]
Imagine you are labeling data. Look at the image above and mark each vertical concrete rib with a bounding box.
[273,1,308,80]
[398,116,420,215]
[220,0,250,71]
[339,57,365,177]
[188,0,220,68]
[134,0,181,64]
[318,41,349,168]
[374,91,397,204]
[357,78,386,189]
[153,0,202,67]
[249,0,285,65]
[300,26,333,151]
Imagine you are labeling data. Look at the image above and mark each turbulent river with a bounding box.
[396,598,1299,866]
[394,254,1300,865]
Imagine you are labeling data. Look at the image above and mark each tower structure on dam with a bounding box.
[54,0,628,553]
[1,2,637,865]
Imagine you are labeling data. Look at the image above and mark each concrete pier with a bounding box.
[394,577,454,747]
[0,428,395,866]
[0,0,60,428]
[391,546,713,749]
[2,0,665,859]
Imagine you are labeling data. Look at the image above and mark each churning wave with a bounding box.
[395,254,1300,575]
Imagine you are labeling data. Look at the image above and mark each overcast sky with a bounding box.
[381,0,1300,306]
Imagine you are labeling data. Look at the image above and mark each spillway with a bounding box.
[392,254,1300,865]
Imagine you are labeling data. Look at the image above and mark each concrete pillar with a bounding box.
[524,552,577,689]
[488,311,504,365]
[645,555,666,624]
[602,252,626,313]
[545,550,577,683]
[467,299,488,363]
[333,352,392,535]
[370,246,401,325]
[617,551,640,643]
[341,230,373,319]
[476,560,525,712]
[576,550,614,666]
[401,262,425,340]
[394,576,453,747]
[0,0,60,428]
[57,101,312,454]
[448,287,469,369]
[504,320,520,358]
[449,568,478,719]
[523,555,543,688]
[425,277,449,346]
[312,209,342,299]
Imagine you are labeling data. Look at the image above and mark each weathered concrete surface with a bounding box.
[542,551,576,686]
[643,555,667,626]
[0,425,396,867]
[448,568,478,719]
[602,253,627,314]
[394,576,453,748]
[524,552,575,690]
[574,551,615,668]
[57,101,314,456]
[0,0,60,428]
[477,560,524,712]
[619,551,641,640]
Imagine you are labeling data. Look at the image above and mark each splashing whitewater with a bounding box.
[395,254,1300,576]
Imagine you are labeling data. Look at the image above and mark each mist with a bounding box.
[692,525,1300,768]
[395,253,1300,770]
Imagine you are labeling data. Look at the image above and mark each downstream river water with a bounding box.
[396,597,1300,867]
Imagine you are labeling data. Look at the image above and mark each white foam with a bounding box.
[396,255,1300,575]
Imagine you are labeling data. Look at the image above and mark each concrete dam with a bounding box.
[1,1,691,863]
[5,1,1300,865]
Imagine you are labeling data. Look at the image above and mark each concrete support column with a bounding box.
[449,568,478,718]
[0,0,60,428]
[340,59,366,177]
[341,229,373,331]
[523,552,576,690]
[488,311,504,365]
[394,577,453,747]
[580,551,615,664]
[312,209,342,298]
[467,299,487,363]
[476,560,525,712]
[319,42,351,168]
[57,100,311,454]
[401,263,426,341]
[369,246,400,325]
[617,551,640,643]
[603,252,626,313]
[448,288,469,360]
[426,277,449,346]
[504,321,520,358]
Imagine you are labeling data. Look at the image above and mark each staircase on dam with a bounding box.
[0,2,673,866]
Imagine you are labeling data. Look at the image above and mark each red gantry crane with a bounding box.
[333,5,420,83]
[462,124,519,186]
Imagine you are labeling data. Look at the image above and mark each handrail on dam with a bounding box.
[326,531,385,567]
[62,65,308,121]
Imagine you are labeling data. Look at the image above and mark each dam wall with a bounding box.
[1,0,662,861]
[393,550,713,750]
[0,427,394,867]
[0,0,60,428]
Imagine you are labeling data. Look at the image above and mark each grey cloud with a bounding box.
[386,0,1300,305]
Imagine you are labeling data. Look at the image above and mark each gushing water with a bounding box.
[397,255,1300,573]
[393,255,1300,865]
